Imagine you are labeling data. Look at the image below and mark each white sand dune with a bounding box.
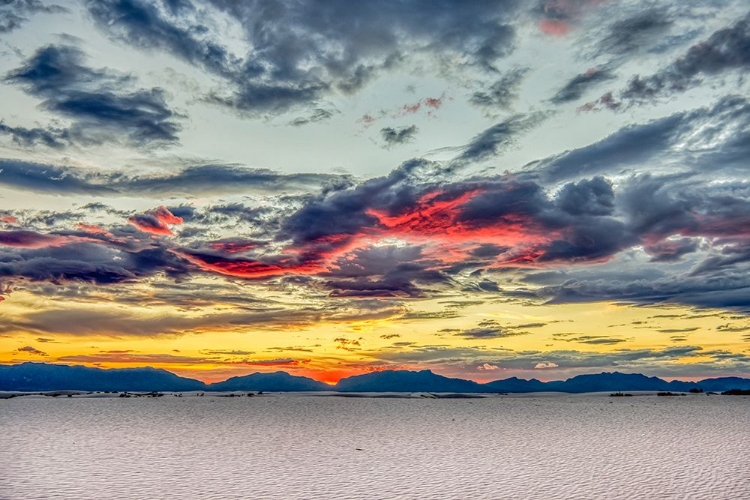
[1,395,749,499]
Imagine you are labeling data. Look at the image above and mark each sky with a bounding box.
[1,0,750,384]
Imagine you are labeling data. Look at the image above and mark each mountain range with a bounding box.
[2,363,750,393]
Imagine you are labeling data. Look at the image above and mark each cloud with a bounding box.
[644,238,700,262]
[470,68,528,112]
[453,112,549,165]
[128,206,183,236]
[536,0,604,37]
[199,349,255,356]
[0,230,75,248]
[236,358,310,367]
[454,320,532,340]
[597,9,673,56]
[535,95,750,182]
[288,108,338,127]
[58,353,215,364]
[551,68,616,104]
[0,159,351,196]
[373,344,745,378]
[380,125,418,148]
[534,361,558,369]
[16,345,48,356]
[86,0,521,115]
[478,363,500,371]
[5,44,181,146]
[0,240,190,286]
[557,334,629,345]
[555,177,615,216]
[0,0,66,35]
[3,94,750,313]
[0,304,325,337]
[0,121,69,149]
[621,13,750,102]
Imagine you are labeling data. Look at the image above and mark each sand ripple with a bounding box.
[1,395,749,499]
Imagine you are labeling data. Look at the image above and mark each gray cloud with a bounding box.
[5,44,181,146]
[470,67,528,112]
[0,0,66,34]
[380,125,418,148]
[551,68,616,104]
[0,159,351,196]
[86,0,521,115]
[598,9,674,56]
[454,320,532,340]
[622,13,750,101]
[453,111,549,165]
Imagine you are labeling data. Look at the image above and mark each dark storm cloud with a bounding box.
[622,13,750,101]
[551,68,616,104]
[380,125,418,148]
[5,44,180,146]
[0,0,66,34]
[86,0,522,114]
[0,159,351,196]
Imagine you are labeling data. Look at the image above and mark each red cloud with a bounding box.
[177,185,562,282]
[128,206,183,236]
[1,215,17,224]
[176,251,324,279]
[366,187,552,259]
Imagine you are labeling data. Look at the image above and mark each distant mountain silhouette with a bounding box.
[208,371,329,392]
[689,377,750,392]
[484,377,549,393]
[335,369,488,392]
[0,362,205,392]
[546,372,697,393]
[2,363,749,393]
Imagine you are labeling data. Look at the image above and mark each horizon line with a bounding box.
[4,361,748,386]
